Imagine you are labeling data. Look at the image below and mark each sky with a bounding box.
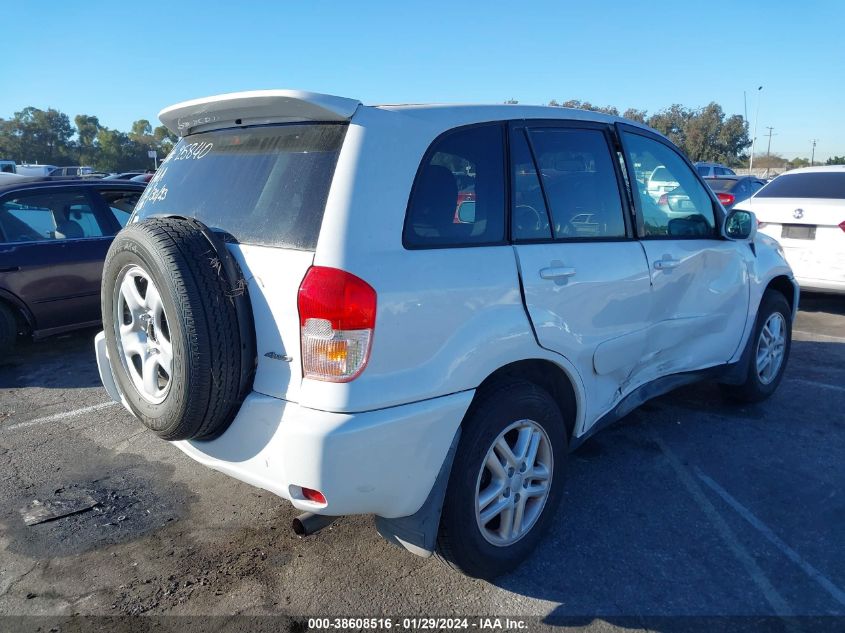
[2,0,843,161]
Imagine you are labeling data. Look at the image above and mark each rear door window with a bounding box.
[755,172,845,198]
[0,190,107,242]
[404,124,505,248]
[133,123,348,250]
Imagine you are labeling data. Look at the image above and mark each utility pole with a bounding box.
[811,139,817,166]
[748,85,763,175]
[764,127,775,178]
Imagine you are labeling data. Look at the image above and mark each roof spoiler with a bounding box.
[158,90,361,136]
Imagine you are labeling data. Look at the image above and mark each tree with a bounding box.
[826,155,845,165]
[646,103,749,166]
[788,157,810,168]
[75,114,101,165]
[0,107,75,165]
[622,108,647,124]
[549,99,619,116]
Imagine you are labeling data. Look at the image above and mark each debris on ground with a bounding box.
[21,490,99,526]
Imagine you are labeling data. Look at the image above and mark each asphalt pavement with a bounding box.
[0,293,843,632]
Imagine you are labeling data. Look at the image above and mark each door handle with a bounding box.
[539,266,577,280]
[653,258,680,270]
[0,266,20,273]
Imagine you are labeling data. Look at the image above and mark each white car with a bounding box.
[735,166,845,294]
[645,165,679,201]
[95,90,797,579]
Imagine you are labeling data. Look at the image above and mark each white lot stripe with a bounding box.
[4,401,118,431]
[791,378,845,394]
[649,429,794,617]
[695,467,845,610]
[793,330,845,343]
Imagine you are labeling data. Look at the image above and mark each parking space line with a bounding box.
[3,401,118,431]
[649,429,794,617]
[695,468,845,610]
[791,378,845,394]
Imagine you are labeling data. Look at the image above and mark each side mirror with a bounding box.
[724,209,757,240]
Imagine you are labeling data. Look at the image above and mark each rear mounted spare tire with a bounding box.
[101,217,255,441]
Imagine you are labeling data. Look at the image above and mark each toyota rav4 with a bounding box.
[95,90,797,579]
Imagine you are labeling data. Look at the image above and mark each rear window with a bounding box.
[756,172,845,199]
[133,123,347,249]
[707,178,739,192]
[650,166,675,182]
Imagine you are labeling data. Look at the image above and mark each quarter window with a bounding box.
[526,128,626,239]
[404,125,505,248]
[622,132,716,238]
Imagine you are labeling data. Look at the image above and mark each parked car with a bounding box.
[129,173,155,183]
[103,172,146,180]
[694,161,736,178]
[95,90,796,580]
[47,166,96,180]
[735,166,845,294]
[705,175,767,210]
[15,164,58,178]
[645,165,678,201]
[0,180,146,354]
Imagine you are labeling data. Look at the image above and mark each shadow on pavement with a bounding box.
[0,326,102,389]
[495,340,845,625]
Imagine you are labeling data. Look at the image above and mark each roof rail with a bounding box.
[159,89,361,136]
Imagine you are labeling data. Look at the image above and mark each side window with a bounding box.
[0,190,106,242]
[527,128,626,239]
[511,129,551,240]
[621,132,716,238]
[696,165,710,177]
[404,125,505,248]
[98,189,141,227]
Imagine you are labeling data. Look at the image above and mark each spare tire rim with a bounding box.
[475,419,553,547]
[113,265,173,404]
[756,311,786,385]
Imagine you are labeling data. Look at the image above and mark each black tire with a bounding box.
[720,290,792,403]
[437,380,568,579]
[0,302,17,356]
[101,217,254,441]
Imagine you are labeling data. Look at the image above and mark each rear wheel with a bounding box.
[437,380,567,579]
[0,302,17,356]
[721,290,791,403]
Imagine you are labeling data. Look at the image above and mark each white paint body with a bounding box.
[738,167,845,294]
[96,90,797,520]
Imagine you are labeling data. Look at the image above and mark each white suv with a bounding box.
[95,90,797,579]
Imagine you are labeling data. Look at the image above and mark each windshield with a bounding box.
[755,172,845,199]
[134,123,348,249]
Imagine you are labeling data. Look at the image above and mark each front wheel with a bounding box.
[721,290,792,403]
[437,381,568,579]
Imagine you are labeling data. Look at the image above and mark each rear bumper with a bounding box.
[176,392,471,518]
[95,331,471,518]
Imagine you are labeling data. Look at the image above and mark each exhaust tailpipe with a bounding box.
[292,512,337,536]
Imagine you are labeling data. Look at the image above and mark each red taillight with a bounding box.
[658,194,668,205]
[839,220,845,233]
[301,487,327,505]
[298,266,376,382]
[717,192,735,206]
